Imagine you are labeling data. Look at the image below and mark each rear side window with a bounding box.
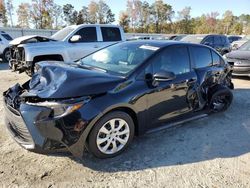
[212,50,225,66]
[190,46,212,68]
[101,27,121,42]
[75,27,97,42]
[152,46,190,75]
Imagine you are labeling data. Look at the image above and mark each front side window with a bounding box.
[203,36,214,45]
[151,46,191,75]
[190,46,212,68]
[78,42,158,75]
[75,27,97,42]
[2,34,13,41]
[101,27,121,42]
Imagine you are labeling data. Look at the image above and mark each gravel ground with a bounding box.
[0,63,250,188]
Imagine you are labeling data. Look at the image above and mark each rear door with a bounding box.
[67,27,100,60]
[98,26,122,48]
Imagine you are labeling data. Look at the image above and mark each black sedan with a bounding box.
[3,41,234,159]
[224,40,250,77]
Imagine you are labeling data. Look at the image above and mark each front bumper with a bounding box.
[4,100,68,154]
[232,66,250,77]
[3,87,101,157]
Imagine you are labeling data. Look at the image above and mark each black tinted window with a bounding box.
[101,27,121,42]
[221,36,226,44]
[214,36,222,45]
[2,34,12,40]
[190,46,212,68]
[203,36,213,44]
[152,46,190,75]
[212,50,224,66]
[75,27,97,42]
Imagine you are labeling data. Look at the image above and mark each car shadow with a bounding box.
[59,88,250,172]
[0,62,9,70]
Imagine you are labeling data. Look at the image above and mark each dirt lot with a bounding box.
[0,63,250,188]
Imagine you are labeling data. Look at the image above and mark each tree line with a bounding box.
[0,0,250,35]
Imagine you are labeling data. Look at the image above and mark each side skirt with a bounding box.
[146,114,208,134]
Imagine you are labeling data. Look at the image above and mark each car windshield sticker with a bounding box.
[139,45,159,51]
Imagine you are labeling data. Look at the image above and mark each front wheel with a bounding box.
[87,111,135,158]
[2,48,11,62]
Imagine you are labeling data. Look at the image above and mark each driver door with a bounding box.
[68,27,100,61]
[145,45,196,128]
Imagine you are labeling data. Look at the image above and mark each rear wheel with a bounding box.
[209,86,233,113]
[88,111,134,158]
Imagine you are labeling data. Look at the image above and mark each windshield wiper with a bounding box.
[70,63,107,73]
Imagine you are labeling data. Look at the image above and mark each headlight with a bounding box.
[27,99,88,119]
[223,54,227,59]
[50,103,83,118]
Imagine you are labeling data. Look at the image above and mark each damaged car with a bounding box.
[9,24,125,76]
[3,41,234,159]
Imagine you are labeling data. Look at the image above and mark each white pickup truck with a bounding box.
[9,24,126,75]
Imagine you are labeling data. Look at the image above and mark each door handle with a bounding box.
[94,45,99,48]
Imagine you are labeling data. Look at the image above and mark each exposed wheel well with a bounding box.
[33,54,64,63]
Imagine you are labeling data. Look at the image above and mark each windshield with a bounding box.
[181,35,205,43]
[51,26,75,41]
[77,42,159,75]
[239,40,250,51]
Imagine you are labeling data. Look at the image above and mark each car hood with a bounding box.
[226,50,250,60]
[9,35,55,45]
[23,61,125,99]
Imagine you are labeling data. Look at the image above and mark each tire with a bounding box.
[209,86,233,113]
[87,111,135,159]
[2,48,11,62]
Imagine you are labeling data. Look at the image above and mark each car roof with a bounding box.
[123,40,209,48]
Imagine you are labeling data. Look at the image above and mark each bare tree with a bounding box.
[0,0,7,26]
[30,0,54,29]
[52,4,63,29]
[119,11,130,32]
[88,1,98,24]
[6,0,13,27]
[16,3,30,28]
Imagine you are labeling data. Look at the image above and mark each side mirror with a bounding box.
[70,35,81,42]
[153,70,176,82]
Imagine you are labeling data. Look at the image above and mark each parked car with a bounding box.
[157,34,187,41]
[0,31,13,62]
[224,40,250,77]
[181,34,231,55]
[9,24,126,75]
[126,36,154,41]
[171,34,187,41]
[3,41,234,158]
[227,35,242,43]
[231,36,250,50]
